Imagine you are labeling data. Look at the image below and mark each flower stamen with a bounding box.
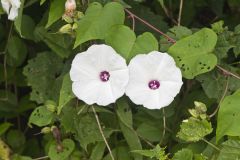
[100,71,110,82]
[148,80,160,90]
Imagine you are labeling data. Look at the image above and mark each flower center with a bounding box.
[148,80,160,90]
[99,71,110,82]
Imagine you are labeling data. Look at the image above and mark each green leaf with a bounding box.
[103,145,132,160]
[0,122,12,136]
[216,89,240,142]
[18,15,36,40]
[173,149,193,160]
[48,139,75,160]
[168,28,218,79]
[160,26,192,52]
[11,154,33,160]
[74,2,125,48]
[14,0,25,35]
[197,70,240,101]
[6,130,25,152]
[46,0,65,28]
[214,30,234,59]
[7,36,27,67]
[116,98,142,160]
[129,32,158,60]
[34,27,72,58]
[28,106,54,127]
[57,73,75,114]
[105,25,158,61]
[73,114,112,150]
[90,142,106,160]
[217,140,240,160]
[132,145,168,160]
[177,117,213,142]
[136,123,162,142]
[23,52,63,103]
[105,25,136,59]
[211,20,225,34]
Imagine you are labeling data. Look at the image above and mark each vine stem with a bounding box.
[1,22,13,101]
[216,65,240,80]
[209,77,229,118]
[202,138,220,151]
[177,0,184,26]
[124,9,176,43]
[91,105,115,160]
[33,156,49,160]
[160,108,166,145]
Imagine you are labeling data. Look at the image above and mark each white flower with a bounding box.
[1,0,21,20]
[70,44,129,106]
[126,51,183,109]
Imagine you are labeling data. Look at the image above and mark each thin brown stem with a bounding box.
[131,15,135,31]
[124,9,176,43]
[178,0,184,26]
[91,106,115,160]
[217,65,240,80]
[209,77,229,118]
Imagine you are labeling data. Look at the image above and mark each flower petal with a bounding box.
[8,5,18,20]
[70,52,98,82]
[10,0,20,8]
[1,0,10,14]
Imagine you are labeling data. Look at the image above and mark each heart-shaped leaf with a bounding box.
[28,106,53,127]
[48,139,75,160]
[168,28,218,79]
[74,2,125,48]
[105,25,158,62]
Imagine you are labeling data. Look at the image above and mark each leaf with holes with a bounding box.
[132,145,168,160]
[217,139,240,160]
[23,52,63,103]
[28,106,54,127]
[177,117,213,142]
[216,89,240,142]
[105,25,158,61]
[73,114,113,150]
[74,2,124,48]
[168,28,217,79]
[48,139,75,160]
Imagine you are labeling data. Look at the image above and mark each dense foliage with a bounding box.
[0,0,240,160]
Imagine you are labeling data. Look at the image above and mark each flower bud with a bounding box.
[72,23,78,30]
[45,100,57,113]
[59,24,72,34]
[65,0,76,16]
[41,127,51,134]
[62,14,73,23]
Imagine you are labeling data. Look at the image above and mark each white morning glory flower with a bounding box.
[1,0,21,20]
[70,44,129,106]
[126,51,183,109]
